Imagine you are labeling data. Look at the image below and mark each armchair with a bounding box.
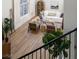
[46,23,55,33]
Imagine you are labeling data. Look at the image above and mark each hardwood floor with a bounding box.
[10,20,44,59]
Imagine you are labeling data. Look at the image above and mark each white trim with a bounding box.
[20,13,29,19]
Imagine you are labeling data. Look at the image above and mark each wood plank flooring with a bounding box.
[10,20,44,59]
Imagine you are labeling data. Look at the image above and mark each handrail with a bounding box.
[18,28,77,59]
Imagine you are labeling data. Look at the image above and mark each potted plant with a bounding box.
[3,18,10,42]
[42,29,70,59]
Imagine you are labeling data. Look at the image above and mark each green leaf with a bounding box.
[3,18,10,34]
[63,50,68,57]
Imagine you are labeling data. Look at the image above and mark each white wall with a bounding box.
[2,0,12,20]
[64,0,77,59]
[64,0,77,33]
[14,0,36,29]
[43,0,64,12]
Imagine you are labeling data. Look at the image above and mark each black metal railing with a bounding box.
[18,28,77,59]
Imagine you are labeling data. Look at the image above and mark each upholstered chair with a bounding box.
[46,23,55,33]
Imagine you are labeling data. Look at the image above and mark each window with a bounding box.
[20,0,28,16]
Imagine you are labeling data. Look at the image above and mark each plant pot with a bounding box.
[5,37,8,43]
[2,42,11,58]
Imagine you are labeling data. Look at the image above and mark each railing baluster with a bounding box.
[22,57,25,59]
[32,53,33,59]
[64,37,66,59]
[69,34,71,59]
[52,55,54,59]
[24,57,25,59]
[49,46,50,59]
[28,55,29,59]
[40,49,42,59]
[44,49,46,59]
[74,31,77,59]
[52,55,53,59]
[36,51,37,59]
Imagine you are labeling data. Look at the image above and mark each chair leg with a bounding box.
[28,27,30,32]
